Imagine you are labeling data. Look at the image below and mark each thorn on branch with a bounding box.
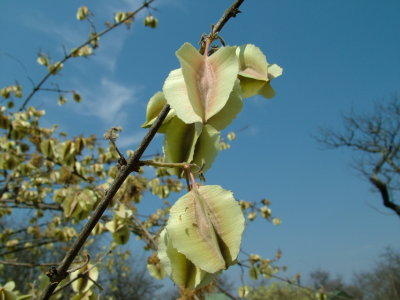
[46,266,59,283]
[67,254,90,273]
[230,8,241,18]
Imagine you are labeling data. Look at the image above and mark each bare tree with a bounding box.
[353,248,400,300]
[316,96,400,217]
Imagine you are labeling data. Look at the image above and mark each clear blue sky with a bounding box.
[1,0,400,286]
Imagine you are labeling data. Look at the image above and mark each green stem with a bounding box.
[140,160,195,169]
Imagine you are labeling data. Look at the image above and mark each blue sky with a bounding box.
[1,0,400,286]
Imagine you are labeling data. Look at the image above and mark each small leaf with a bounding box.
[147,263,166,280]
[237,286,250,298]
[71,46,93,57]
[247,212,256,221]
[58,95,67,105]
[144,15,158,28]
[112,225,130,245]
[48,62,63,75]
[249,266,259,280]
[76,6,89,20]
[115,12,126,23]
[37,56,49,66]
[73,92,82,103]
[3,281,15,291]
[227,132,236,141]
[272,217,282,225]
[40,139,55,159]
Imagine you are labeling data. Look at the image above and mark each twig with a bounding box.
[211,0,244,36]
[200,0,244,54]
[18,0,156,111]
[0,239,58,257]
[216,282,239,300]
[39,87,76,94]
[0,260,56,268]
[66,254,90,273]
[131,214,158,250]
[0,200,62,211]
[140,160,195,169]
[370,176,400,217]
[38,104,170,299]
[53,253,105,295]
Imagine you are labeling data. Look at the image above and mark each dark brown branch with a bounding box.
[370,176,400,217]
[19,0,156,111]
[316,96,400,218]
[212,0,244,35]
[66,254,90,273]
[200,0,245,54]
[39,104,171,299]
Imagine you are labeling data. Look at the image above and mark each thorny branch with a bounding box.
[39,104,171,299]
[39,0,247,298]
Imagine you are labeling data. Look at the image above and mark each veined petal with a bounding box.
[158,229,217,288]
[238,76,265,98]
[268,63,283,79]
[258,82,275,99]
[208,79,243,130]
[192,124,220,173]
[236,44,269,81]
[176,43,239,123]
[167,185,245,273]
[163,69,202,124]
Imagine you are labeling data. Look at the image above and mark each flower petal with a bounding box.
[142,91,175,132]
[192,124,220,173]
[163,117,202,176]
[167,185,245,273]
[172,43,238,123]
[207,80,243,130]
[236,44,269,81]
